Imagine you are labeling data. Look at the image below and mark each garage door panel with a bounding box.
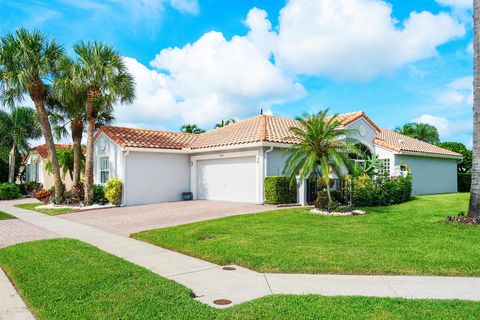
[197,157,257,203]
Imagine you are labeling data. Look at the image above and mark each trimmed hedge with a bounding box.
[351,174,412,207]
[264,176,297,205]
[458,173,471,192]
[0,183,21,200]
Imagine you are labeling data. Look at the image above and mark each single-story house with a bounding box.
[24,144,74,189]
[93,111,462,206]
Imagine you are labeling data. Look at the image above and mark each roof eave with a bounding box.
[398,150,463,160]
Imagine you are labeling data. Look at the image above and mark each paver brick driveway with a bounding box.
[59,200,279,236]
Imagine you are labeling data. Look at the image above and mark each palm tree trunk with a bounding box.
[8,144,16,183]
[470,0,480,217]
[27,80,64,203]
[84,89,99,205]
[70,118,83,188]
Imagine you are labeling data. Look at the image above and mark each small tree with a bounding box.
[214,119,236,128]
[181,124,205,134]
[283,110,361,206]
[45,146,84,181]
[394,122,440,144]
[0,107,42,182]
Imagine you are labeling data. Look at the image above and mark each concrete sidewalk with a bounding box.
[1,203,480,309]
[0,268,35,320]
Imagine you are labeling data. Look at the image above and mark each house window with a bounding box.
[100,157,110,184]
[378,159,390,176]
[25,164,31,181]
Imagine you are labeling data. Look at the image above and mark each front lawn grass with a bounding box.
[132,193,480,276]
[0,239,479,320]
[14,203,77,215]
[0,211,15,220]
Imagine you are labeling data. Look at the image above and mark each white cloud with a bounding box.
[436,76,473,106]
[169,0,199,14]
[412,114,470,138]
[275,0,465,80]
[467,42,474,54]
[435,0,472,10]
[116,8,305,129]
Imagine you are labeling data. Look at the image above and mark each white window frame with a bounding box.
[99,156,110,184]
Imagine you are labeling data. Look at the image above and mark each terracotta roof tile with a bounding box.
[98,126,197,150]
[96,113,460,158]
[374,129,462,157]
[31,144,72,158]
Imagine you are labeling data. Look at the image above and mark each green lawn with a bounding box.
[0,210,15,220]
[0,239,479,320]
[14,203,77,215]
[133,193,480,276]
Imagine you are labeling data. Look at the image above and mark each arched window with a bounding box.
[349,143,372,168]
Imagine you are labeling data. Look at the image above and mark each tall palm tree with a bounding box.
[49,57,114,189]
[470,0,480,217]
[214,119,236,128]
[45,146,79,181]
[0,29,65,202]
[181,124,205,134]
[283,110,360,205]
[73,41,135,204]
[394,122,440,144]
[0,107,42,182]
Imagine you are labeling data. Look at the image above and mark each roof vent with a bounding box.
[398,139,405,144]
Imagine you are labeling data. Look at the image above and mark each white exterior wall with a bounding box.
[124,151,190,206]
[266,148,290,177]
[93,133,124,184]
[394,154,458,195]
[346,118,377,152]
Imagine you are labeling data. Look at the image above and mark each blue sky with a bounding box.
[0,0,474,145]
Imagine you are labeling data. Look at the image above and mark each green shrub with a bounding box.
[458,173,471,192]
[104,178,122,205]
[352,173,412,207]
[21,181,42,196]
[264,176,297,205]
[0,183,21,200]
[93,184,108,205]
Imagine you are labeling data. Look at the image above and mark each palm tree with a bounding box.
[0,107,42,182]
[45,146,80,181]
[283,110,360,205]
[181,124,205,134]
[470,0,480,217]
[73,41,135,204]
[0,28,65,202]
[214,119,236,129]
[49,57,114,189]
[394,122,440,144]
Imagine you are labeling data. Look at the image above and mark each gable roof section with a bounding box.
[374,129,462,157]
[31,144,72,158]
[97,126,197,150]
[326,111,381,132]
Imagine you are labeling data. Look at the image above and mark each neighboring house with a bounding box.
[93,111,462,206]
[24,144,74,189]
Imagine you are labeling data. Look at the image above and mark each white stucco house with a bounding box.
[93,111,462,206]
[24,144,74,189]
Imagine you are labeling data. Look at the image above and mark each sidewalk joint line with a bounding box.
[263,273,273,294]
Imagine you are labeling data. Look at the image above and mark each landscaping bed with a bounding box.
[0,239,479,320]
[132,193,480,276]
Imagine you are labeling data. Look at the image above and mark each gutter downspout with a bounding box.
[121,150,130,207]
[263,146,274,203]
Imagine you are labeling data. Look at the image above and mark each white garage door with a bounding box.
[197,157,257,203]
